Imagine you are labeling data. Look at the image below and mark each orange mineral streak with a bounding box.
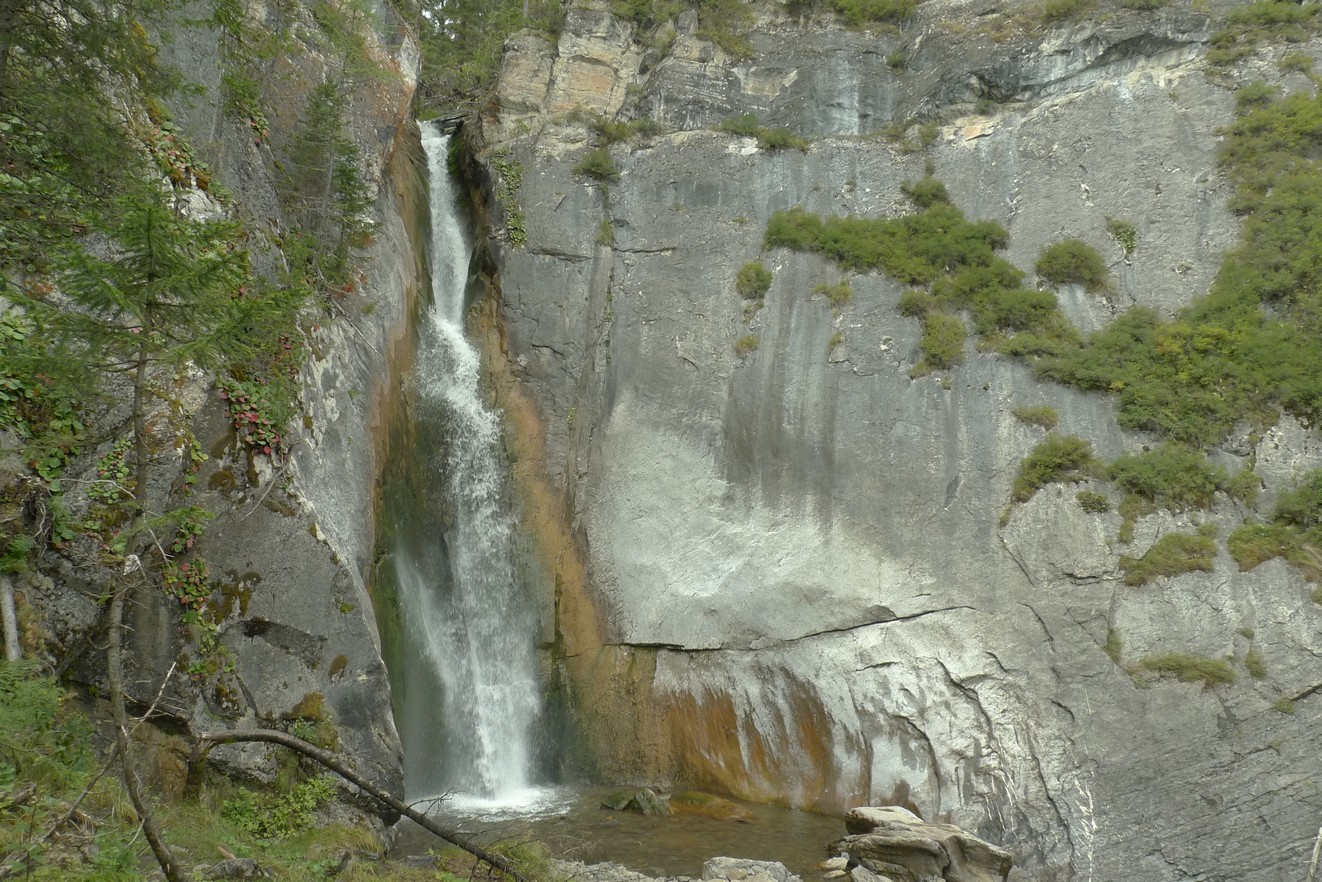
[663,680,864,813]
[465,221,867,808]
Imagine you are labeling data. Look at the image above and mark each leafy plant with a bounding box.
[1107,444,1227,511]
[1076,489,1110,512]
[736,262,773,299]
[1011,434,1100,502]
[1105,217,1137,256]
[1271,468,1322,528]
[221,775,337,840]
[915,313,965,374]
[719,114,809,152]
[1012,404,1059,429]
[1038,0,1092,23]
[1134,652,1237,688]
[735,334,760,358]
[1119,531,1217,585]
[1035,239,1110,291]
[815,281,853,309]
[574,147,621,182]
[490,149,527,246]
[827,0,916,26]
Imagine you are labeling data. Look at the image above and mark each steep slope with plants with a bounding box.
[0,0,424,861]
[465,0,1322,879]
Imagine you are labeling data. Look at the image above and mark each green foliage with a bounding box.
[415,0,562,108]
[898,289,938,318]
[1105,217,1137,256]
[827,0,916,27]
[221,775,337,840]
[1274,696,1297,713]
[1226,471,1322,580]
[1134,652,1237,688]
[278,82,372,293]
[735,334,760,358]
[1012,404,1059,429]
[1120,0,1169,9]
[1105,627,1124,664]
[915,313,966,374]
[490,149,527,246]
[1038,0,1092,23]
[574,147,621,182]
[0,661,148,878]
[765,203,1007,281]
[1235,80,1281,114]
[1011,434,1099,502]
[1279,50,1315,74]
[815,281,853,309]
[1271,468,1322,528]
[1228,466,1260,506]
[1119,531,1217,585]
[736,262,773,299]
[719,114,809,152]
[597,217,616,247]
[1035,239,1110,291]
[1244,648,1267,679]
[902,176,950,209]
[1107,444,1227,511]
[1076,489,1110,513]
[886,48,908,71]
[592,117,636,145]
[1208,1,1321,67]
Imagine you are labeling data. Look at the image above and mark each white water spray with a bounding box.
[395,123,542,806]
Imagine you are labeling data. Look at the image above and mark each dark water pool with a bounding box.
[391,786,846,878]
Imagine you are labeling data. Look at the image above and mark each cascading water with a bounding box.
[387,122,543,806]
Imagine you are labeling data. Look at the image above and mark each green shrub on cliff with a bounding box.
[1035,239,1110,291]
[1107,444,1228,511]
[914,313,966,375]
[1119,531,1218,585]
[827,0,916,26]
[574,147,621,182]
[736,262,773,299]
[1011,434,1100,502]
[720,114,809,151]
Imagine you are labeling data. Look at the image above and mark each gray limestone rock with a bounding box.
[702,857,800,882]
[479,1,1322,880]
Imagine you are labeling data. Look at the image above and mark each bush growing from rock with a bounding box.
[1012,404,1059,429]
[1107,443,1227,511]
[1035,238,1109,291]
[736,261,773,299]
[1011,434,1099,502]
[574,146,620,182]
[1119,531,1217,585]
[916,313,965,373]
[1134,652,1237,688]
[1076,489,1110,512]
[1272,468,1322,528]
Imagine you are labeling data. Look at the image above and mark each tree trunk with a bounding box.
[191,729,530,882]
[0,575,19,662]
[107,576,191,882]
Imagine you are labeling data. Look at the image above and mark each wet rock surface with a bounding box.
[478,0,1322,879]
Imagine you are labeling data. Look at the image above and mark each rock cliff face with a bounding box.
[472,1,1322,879]
[19,0,422,801]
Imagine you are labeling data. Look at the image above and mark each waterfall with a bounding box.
[390,123,542,805]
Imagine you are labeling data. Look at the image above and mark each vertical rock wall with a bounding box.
[18,0,426,801]
[473,1,1322,879]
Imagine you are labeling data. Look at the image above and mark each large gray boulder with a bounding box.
[832,807,1012,882]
